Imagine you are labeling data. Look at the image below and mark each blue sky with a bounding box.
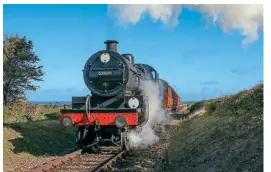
[3,4,263,101]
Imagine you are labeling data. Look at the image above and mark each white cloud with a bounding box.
[108,4,263,45]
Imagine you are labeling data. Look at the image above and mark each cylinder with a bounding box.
[104,40,119,52]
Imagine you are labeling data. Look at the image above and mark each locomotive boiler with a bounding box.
[59,40,158,151]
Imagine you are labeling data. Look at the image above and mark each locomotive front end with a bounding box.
[83,40,138,97]
[59,40,150,151]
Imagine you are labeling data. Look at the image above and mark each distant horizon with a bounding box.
[27,81,263,104]
[28,100,196,105]
[29,100,72,104]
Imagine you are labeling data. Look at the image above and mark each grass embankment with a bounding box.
[3,104,77,172]
[164,83,263,172]
[3,103,71,124]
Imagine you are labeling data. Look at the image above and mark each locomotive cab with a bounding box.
[134,63,159,82]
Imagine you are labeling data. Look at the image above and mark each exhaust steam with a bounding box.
[127,80,170,149]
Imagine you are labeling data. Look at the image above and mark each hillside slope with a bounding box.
[3,120,77,172]
[162,83,263,172]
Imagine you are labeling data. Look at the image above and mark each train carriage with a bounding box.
[158,79,180,116]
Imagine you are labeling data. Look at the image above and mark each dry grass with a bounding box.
[178,104,193,114]
[3,103,71,124]
[161,83,263,172]
[3,103,76,171]
[3,120,77,172]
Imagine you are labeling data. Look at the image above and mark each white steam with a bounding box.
[127,80,169,149]
[108,4,263,45]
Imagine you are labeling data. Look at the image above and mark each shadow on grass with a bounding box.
[5,120,77,157]
[44,113,59,120]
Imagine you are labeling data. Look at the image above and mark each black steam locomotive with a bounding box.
[59,40,159,151]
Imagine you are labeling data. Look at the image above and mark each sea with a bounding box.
[29,100,194,105]
[29,101,72,105]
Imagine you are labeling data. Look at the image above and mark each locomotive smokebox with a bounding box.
[104,40,119,52]
[83,40,139,97]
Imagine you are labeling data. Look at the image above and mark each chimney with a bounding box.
[104,40,119,52]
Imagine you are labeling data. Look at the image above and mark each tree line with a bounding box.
[3,33,44,105]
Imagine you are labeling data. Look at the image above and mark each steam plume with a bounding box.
[127,80,169,149]
[108,4,263,45]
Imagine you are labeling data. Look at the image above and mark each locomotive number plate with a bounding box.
[89,70,122,78]
[98,71,113,75]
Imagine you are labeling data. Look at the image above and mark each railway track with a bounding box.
[29,121,178,172]
[30,146,126,172]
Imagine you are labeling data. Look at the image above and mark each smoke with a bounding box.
[127,80,169,149]
[108,4,263,45]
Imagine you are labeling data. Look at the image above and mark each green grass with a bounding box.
[3,103,77,171]
[3,103,71,124]
[3,120,77,171]
[162,83,263,172]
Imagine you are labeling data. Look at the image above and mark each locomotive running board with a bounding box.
[60,108,138,113]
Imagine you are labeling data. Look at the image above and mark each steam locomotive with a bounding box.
[59,40,181,151]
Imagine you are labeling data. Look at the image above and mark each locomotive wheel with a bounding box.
[77,126,100,153]
[76,126,87,148]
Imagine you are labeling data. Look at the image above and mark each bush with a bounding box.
[206,102,217,115]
